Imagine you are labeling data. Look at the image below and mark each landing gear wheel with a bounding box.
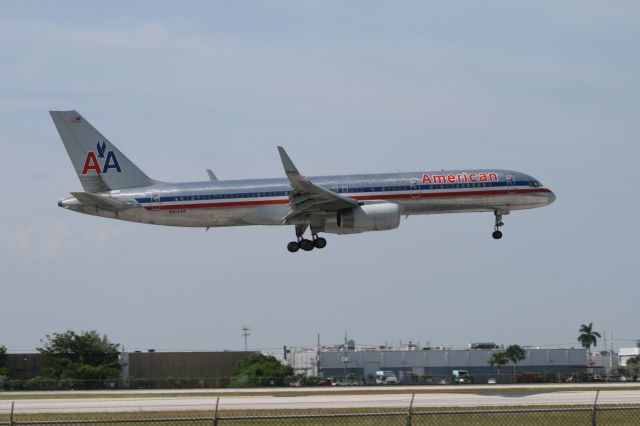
[300,239,315,251]
[314,237,327,249]
[492,210,506,240]
[287,242,300,252]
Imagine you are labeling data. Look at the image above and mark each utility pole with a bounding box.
[242,326,251,352]
[342,333,349,378]
[610,330,614,369]
[316,333,321,377]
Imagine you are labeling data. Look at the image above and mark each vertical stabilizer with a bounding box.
[50,110,154,192]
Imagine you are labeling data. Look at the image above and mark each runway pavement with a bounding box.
[2,388,640,414]
[4,382,640,397]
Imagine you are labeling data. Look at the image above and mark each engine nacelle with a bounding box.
[323,203,401,234]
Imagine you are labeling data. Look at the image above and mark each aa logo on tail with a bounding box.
[82,142,122,174]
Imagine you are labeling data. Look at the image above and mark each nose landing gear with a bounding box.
[492,211,505,240]
[286,224,327,252]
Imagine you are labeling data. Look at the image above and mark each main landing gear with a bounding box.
[287,225,327,253]
[492,210,504,240]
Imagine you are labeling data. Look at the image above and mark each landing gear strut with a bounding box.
[286,225,327,253]
[492,211,504,240]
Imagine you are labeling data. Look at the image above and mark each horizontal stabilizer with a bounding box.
[71,192,131,210]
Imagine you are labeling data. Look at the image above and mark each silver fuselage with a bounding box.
[59,169,555,229]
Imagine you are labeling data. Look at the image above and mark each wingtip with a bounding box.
[277,146,299,175]
[277,146,289,161]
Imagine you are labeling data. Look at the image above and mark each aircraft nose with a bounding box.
[547,190,556,205]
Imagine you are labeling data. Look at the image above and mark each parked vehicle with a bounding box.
[452,370,471,384]
[375,370,399,385]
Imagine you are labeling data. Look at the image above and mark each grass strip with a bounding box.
[3,405,640,426]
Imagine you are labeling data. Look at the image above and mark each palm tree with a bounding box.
[578,323,601,363]
[505,345,526,383]
[488,352,509,383]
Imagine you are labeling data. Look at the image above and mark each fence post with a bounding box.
[212,396,219,426]
[405,393,415,426]
[591,389,600,426]
[9,401,14,426]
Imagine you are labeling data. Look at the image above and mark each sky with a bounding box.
[1,1,639,354]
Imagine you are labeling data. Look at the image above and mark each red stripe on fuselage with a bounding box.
[142,187,551,211]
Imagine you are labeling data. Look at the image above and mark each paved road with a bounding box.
[2,389,640,414]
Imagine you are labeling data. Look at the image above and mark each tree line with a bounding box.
[0,330,294,390]
[0,330,122,390]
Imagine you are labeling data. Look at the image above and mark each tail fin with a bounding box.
[50,110,154,192]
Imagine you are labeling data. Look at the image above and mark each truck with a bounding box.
[375,370,399,385]
[452,370,471,384]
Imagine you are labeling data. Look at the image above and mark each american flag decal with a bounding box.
[69,116,81,124]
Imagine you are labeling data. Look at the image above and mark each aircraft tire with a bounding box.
[314,238,327,249]
[300,239,315,251]
[287,242,300,252]
[492,230,503,240]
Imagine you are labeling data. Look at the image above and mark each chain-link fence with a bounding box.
[1,392,640,425]
[1,408,640,425]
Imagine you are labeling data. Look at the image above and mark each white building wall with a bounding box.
[619,347,640,366]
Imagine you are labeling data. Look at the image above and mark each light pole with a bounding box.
[242,327,251,352]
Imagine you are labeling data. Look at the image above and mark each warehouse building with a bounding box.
[288,344,589,383]
[4,351,252,388]
[122,351,251,387]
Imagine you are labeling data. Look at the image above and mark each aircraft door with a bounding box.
[151,193,161,211]
[506,175,516,193]
[409,178,420,198]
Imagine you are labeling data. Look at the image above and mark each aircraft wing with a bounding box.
[277,146,358,222]
[206,169,218,181]
[70,192,132,210]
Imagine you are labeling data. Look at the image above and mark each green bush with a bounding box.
[542,370,558,383]
[421,373,434,384]
[302,375,320,386]
[576,370,589,382]
[37,330,121,389]
[231,353,294,387]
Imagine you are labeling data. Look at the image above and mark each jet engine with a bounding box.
[323,202,401,234]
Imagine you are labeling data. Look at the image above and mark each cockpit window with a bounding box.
[528,180,542,188]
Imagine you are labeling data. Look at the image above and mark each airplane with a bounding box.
[51,110,556,252]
